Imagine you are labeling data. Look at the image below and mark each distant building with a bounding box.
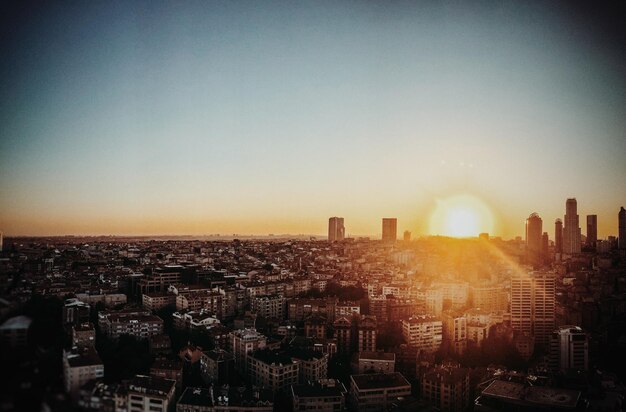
[563,198,581,254]
[554,218,563,255]
[403,230,411,241]
[549,326,588,372]
[328,217,345,242]
[525,213,543,266]
[617,206,626,251]
[586,215,597,248]
[382,218,397,242]
[349,372,411,412]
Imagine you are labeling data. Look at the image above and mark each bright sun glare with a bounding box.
[429,194,494,237]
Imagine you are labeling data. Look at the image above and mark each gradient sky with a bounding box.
[1,1,625,238]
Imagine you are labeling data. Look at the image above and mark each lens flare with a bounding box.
[429,194,495,237]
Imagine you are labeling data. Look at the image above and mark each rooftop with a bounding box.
[351,373,410,391]
[481,380,581,409]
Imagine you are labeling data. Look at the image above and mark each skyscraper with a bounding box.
[328,217,345,242]
[586,215,597,248]
[554,219,563,254]
[563,198,581,254]
[403,230,411,242]
[525,213,542,266]
[617,206,626,251]
[510,271,556,346]
[382,218,397,242]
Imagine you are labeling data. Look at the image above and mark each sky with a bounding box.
[1,1,625,238]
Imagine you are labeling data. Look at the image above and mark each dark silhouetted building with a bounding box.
[328,217,345,242]
[563,198,581,254]
[554,219,563,255]
[525,213,542,266]
[586,215,597,249]
[617,206,626,251]
[382,218,397,242]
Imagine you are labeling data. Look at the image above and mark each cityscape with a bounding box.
[1,2,626,412]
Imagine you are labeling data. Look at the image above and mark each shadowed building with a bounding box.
[586,215,597,249]
[563,198,581,254]
[382,218,397,242]
[328,217,345,242]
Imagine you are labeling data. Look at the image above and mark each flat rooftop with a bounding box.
[482,380,581,409]
[351,372,410,391]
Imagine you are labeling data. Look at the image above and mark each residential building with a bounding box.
[349,372,411,412]
[127,375,176,412]
[401,315,443,353]
[63,346,105,397]
[291,380,346,412]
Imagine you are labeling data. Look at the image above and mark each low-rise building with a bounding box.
[98,308,164,340]
[200,349,235,385]
[291,380,347,412]
[176,386,274,412]
[349,372,411,412]
[401,315,442,353]
[72,322,96,348]
[249,350,299,391]
[63,346,105,397]
[352,351,395,374]
[421,366,470,412]
[127,375,176,412]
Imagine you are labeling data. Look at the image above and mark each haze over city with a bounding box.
[1,2,625,238]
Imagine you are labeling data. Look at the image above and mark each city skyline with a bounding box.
[1,2,625,238]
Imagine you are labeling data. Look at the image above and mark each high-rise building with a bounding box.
[510,273,533,336]
[382,218,397,242]
[403,230,411,241]
[554,219,563,254]
[617,206,626,251]
[510,271,555,346]
[549,326,588,372]
[586,215,597,248]
[541,232,549,262]
[328,217,345,242]
[532,272,556,345]
[525,213,542,265]
[0,231,3,252]
[563,198,581,254]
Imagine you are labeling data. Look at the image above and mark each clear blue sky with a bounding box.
[1,1,625,237]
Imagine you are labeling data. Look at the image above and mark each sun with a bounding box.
[429,194,494,237]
